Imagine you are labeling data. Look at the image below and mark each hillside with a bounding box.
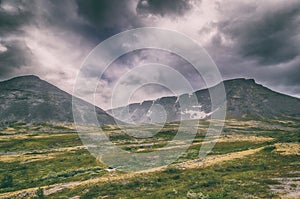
[108,78,300,123]
[0,75,116,125]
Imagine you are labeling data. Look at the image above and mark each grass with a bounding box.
[0,134,81,152]
[0,119,299,198]
[0,149,105,193]
[48,147,299,199]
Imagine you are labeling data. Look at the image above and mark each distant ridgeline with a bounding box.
[0,76,299,125]
[108,78,300,123]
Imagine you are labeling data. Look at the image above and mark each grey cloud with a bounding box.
[75,0,142,41]
[0,0,35,77]
[137,0,192,17]
[0,0,32,33]
[197,0,300,98]
[216,1,300,65]
[0,0,299,108]
[0,40,34,77]
[102,49,205,92]
[272,60,300,87]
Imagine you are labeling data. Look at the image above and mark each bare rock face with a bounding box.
[0,75,117,125]
[108,78,300,123]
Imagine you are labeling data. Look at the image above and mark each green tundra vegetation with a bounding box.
[0,119,299,198]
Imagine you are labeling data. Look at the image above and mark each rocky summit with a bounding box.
[0,75,116,125]
[108,78,300,123]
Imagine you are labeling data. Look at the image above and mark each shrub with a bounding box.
[262,146,276,152]
[0,174,13,188]
[31,187,45,199]
[164,167,181,174]
[36,187,45,199]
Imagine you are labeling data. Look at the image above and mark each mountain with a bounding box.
[0,75,117,125]
[1,76,298,125]
[108,78,300,123]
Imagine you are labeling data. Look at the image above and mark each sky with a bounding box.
[0,0,299,109]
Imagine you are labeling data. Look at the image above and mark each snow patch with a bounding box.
[181,109,211,119]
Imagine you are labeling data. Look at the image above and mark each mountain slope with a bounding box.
[218,79,300,119]
[0,75,116,125]
[108,78,300,123]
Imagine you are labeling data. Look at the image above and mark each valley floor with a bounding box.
[0,119,299,198]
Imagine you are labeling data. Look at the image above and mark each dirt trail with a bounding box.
[178,147,264,169]
[0,147,264,198]
[274,143,300,155]
[135,135,273,152]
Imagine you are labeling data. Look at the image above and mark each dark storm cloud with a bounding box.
[0,0,194,81]
[136,0,193,17]
[76,0,134,26]
[216,1,300,65]
[0,0,81,34]
[75,0,142,42]
[0,0,139,78]
[0,3,31,34]
[0,0,299,107]
[0,40,33,77]
[195,0,300,98]
[0,0,34,77]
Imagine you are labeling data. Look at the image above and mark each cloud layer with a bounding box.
[0,0,299,109]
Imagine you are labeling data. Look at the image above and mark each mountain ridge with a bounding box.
[1,75,299,125]
[108,78,300,123]
[0,75,117,125]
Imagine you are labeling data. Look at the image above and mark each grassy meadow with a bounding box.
[0,119,299,198]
